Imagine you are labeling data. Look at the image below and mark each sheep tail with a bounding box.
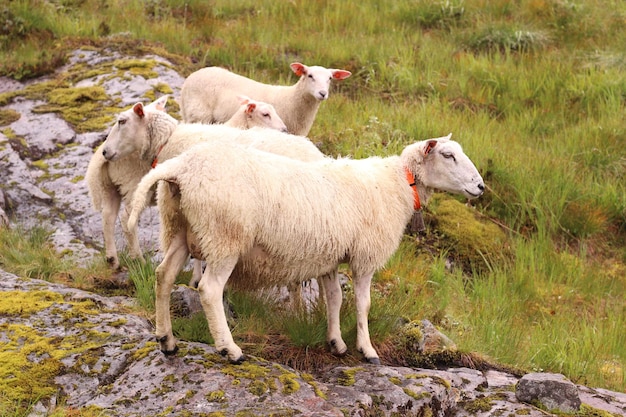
[127,161,178,235]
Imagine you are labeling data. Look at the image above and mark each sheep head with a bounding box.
[101,95,175,162]
[290,62,352,101]
[401,134,485,200]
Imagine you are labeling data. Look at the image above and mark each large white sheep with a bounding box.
[85,95,315,269]
[179,62,352,136]
[126,134,485,364]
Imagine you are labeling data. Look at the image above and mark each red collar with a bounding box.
[404,167,421,210]
[151,145,164,169]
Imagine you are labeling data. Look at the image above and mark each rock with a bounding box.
[170,284,204,318]
[516,372,581,413]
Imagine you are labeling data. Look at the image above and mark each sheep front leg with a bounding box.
[319,271,348,356]
[154,230,190,355]
[354,271,380,364]
[101,189,122,269]
[196,256,243,364]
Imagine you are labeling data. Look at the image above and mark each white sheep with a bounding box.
[179,62,352,136]
[126,134,485,364]
[85,95,309,269]
[224,95,288,133]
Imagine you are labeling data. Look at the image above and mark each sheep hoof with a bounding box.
[329,339,347,356]
[156,335,178,355]
[229,354,246,365]
[365,356,381,365]
[162,345,179,356]
[106,256,119,269]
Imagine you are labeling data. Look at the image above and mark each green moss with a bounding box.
[0,290,64,316]
[279,372,301,394]
[337,367,365,386]
[222,361,270,381]
[428,194,509,271]
[113,58,159,79]
[403,387,430,401]
[462,396,493,413]
[389,376,402,385]
[31,160,49,171]
[0,109,20,126]
[71,175,85,183]
[247,380,269,396]
[0,324,63,402]
[153,82,173,95]
[176,390,195,405]
[32,86,114,133]
[302,372,327,399]
[132,342,158,361]
[206,390,226,403]
[108,318,127,327]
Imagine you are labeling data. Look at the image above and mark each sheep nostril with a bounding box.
[478,183,485,191]
[102,149,107,157]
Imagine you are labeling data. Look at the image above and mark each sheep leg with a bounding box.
[189,259,203,288]
[154,230,190,355]
[196,256,244,364]
[354,271,380,364]
[319,271,348,356]
[120,202,143,261]
[101,189,122,269]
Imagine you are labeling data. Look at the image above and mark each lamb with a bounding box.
[85,95,313,269]
[126,133,485,364]
[179,62,352,136]
[224,95,288,133]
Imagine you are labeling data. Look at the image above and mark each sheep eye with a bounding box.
[308,74,314,79]
[262,113,270,118]
[442,152,456,162]
[118,118,127,126]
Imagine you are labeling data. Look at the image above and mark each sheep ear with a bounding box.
[237,95,250,104]
[424,140,437,155]
[245,103,257,114]
[150,95,168,112]
[133,102,146,118]
[290,62,307,77]
[332,69,352,80]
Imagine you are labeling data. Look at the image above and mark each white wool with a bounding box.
[179,62,351,136]
[126,134,485,364]
[85,96,322,269]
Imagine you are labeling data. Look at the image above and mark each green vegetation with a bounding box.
[0,0,624,400]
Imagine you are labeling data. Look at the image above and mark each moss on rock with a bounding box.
[427,194,509,272]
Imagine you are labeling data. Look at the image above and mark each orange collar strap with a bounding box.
[404,167,421,210]
[151,145,165,169]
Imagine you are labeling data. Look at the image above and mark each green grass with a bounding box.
[0,0,625,394]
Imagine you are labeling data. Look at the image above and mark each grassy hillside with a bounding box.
[1,0,625,394]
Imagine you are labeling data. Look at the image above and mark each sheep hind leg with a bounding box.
[353,271,380,365]
[319,271,348,356]
[120,202,143,261]
[196,256,243,364]
[101,190,122,269]
[154,230,190,355]
[188,259,203,288]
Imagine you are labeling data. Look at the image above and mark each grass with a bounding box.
[0,0,625,396]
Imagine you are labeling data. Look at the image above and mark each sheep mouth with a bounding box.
[464,189,483,199]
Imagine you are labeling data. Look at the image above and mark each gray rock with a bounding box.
[516,372,581,413]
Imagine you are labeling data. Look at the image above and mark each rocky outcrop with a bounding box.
[0,48,625,416]
[3,271,625,416]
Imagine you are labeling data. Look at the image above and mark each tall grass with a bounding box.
[0,0,625,392]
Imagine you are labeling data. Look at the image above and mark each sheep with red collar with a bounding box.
[85,96,320,269]
[180,62,352,136]
[126,133,485,364]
